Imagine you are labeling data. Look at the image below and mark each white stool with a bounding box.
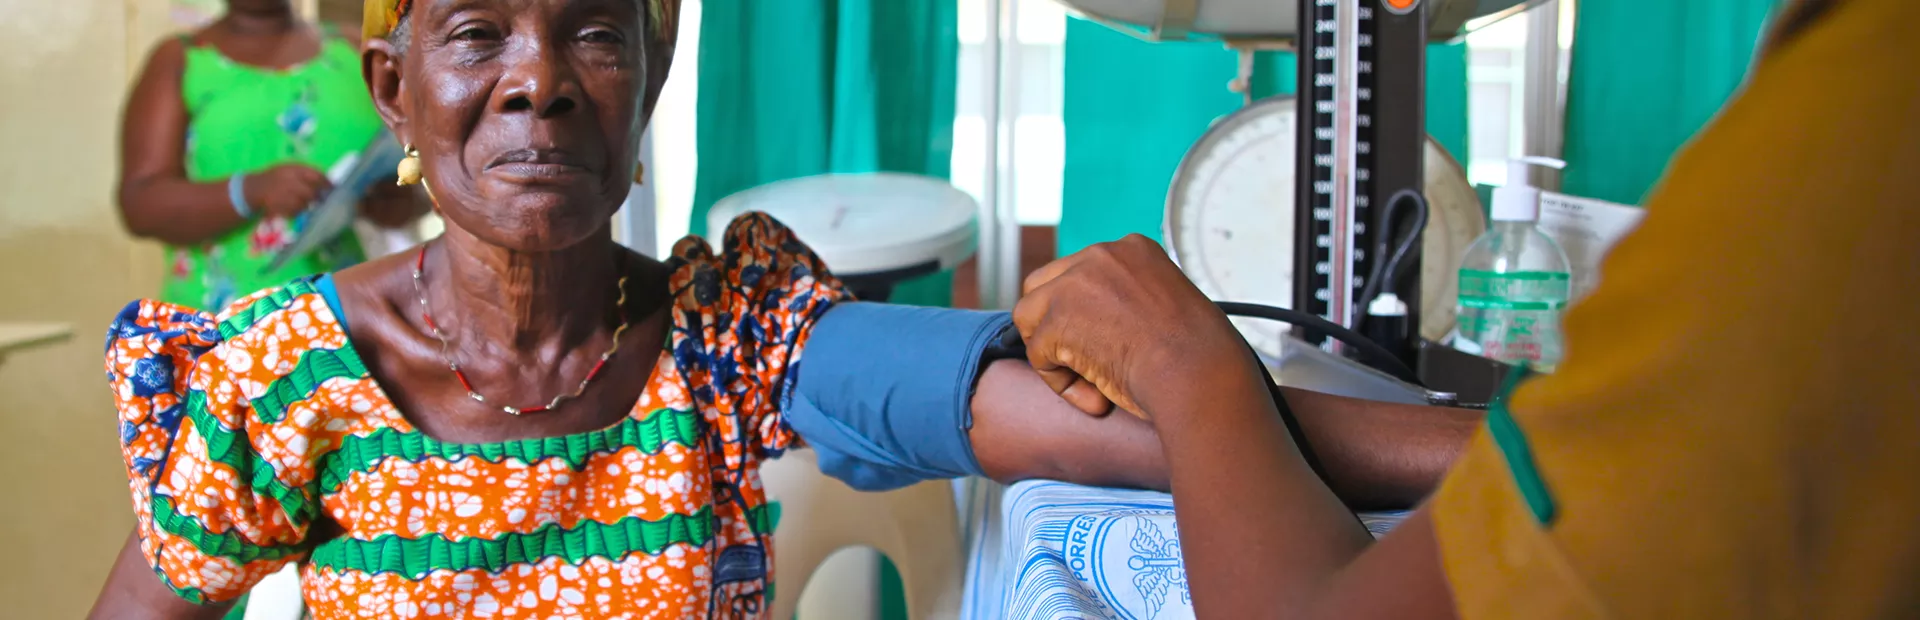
[707,172,978,303]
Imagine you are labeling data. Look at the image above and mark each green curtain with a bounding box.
[1059,20,1470,255]
[1562,0,1783,205]
[1428,41,1471,169]
[693,0,959,307]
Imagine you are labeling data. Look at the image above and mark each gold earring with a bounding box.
[396,144,422,186]
[633,162,646,186]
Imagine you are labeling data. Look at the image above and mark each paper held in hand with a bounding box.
[263,133,411,273]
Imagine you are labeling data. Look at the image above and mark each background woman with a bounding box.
[118,0,429,309]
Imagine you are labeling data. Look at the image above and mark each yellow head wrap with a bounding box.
[361,0,410,41]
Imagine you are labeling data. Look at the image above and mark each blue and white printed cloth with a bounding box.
[960,480,1410,620]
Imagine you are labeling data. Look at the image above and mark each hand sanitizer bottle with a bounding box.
[1454,157,1574,372]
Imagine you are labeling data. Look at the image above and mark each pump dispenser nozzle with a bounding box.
[1492,156,1567,222]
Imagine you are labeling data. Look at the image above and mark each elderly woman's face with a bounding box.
[370,0,649,252]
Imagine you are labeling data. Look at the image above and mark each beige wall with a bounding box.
[0,3,866,616]
[0,0,177,615]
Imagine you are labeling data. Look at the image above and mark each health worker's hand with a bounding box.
[1011,235,1257,423]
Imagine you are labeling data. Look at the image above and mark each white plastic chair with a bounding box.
[762,448,966,620]
[242,564,306,620]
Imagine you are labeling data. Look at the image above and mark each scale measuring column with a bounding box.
[1294,0,1429,357]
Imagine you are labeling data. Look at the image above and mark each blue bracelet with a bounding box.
[228,174,253,218]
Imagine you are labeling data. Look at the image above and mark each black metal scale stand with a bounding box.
[1293,0,1428,365]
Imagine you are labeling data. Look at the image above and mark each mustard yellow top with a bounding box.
[1429,0,1920,617]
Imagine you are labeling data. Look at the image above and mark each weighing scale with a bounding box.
[1050,0,1549,42]
[706,173,980,303]
[1164,96,1483,358]
[1056,0,1535,392]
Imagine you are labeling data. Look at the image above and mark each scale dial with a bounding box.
[1165,97,1485,358]
[1165,96,1300,359]
[1419,139,1485,342]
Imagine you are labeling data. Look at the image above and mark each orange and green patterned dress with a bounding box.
[105,214,844,619]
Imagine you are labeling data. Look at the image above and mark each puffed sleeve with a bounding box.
[664,212,851,468]
[104,298,312,604]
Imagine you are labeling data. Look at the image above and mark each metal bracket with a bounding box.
[1155,0,1200,40]
[1223,38,1295,107]
[1080,0,1210,44]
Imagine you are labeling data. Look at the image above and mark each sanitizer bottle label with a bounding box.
[1457,270,1571,369]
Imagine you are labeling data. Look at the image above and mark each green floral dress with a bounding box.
[162,31,383,309]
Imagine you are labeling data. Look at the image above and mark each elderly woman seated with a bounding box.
[89,1,1468,618]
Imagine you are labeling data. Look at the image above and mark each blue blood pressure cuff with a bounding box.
[781,302,1016,491]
